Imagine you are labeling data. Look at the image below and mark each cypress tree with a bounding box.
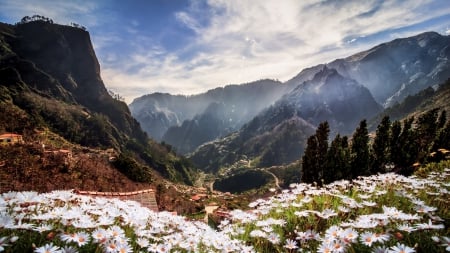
[316,121,330,184]
[350,119,370,178]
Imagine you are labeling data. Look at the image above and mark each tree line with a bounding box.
[302,108,450,185]
[16,15,86,30]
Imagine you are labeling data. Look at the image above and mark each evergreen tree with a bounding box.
[316,121,330,184]
[398,117,417,172]
[371,116,391,173]
[433,122,450,150]
[325,134,350,183]
[390,120,402,168]
[350,119,370,178]
[301,121,329,185]
[437,110,446,130]
[302,135,319,184]
[416,109,439,162]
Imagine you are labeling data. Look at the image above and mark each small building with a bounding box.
[0,133,24,145]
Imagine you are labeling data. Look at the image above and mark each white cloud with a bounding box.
[103,0,450,103]
[2,0,449,103]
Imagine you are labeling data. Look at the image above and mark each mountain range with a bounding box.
[131,32,450,171]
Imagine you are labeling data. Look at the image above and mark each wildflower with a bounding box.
[388,242,415,253]
[284,239,298,250]
[372,246,389,253]
[92,228,108,243]
[74,232,90,247]
[373,232,390,243]
[317,242,333,253]
[60,246,78,253]
[267,233,281,245]
[108,225,125,239]
[34,243,61,253]
[415,205,437,213]
[415,219,444,230]
[341,228,358,243]
[439,236,450,251]
[136,237,149,248]
[60,233,78,244]
[325,225,342,240]
[397,224,416,233]
[360,232,375,247]
[318,208,337,219]
[34,224,53,233]
[0,237,9,252]
[116,243,133,253]
[249,229,266,238]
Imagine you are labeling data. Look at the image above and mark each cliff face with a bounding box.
[0,20,145,144]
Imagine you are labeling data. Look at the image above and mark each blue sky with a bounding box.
[1,0,450,103]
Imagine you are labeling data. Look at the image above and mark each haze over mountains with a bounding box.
[131,32,450,167]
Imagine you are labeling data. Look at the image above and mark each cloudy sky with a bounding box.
[1,0,449,103]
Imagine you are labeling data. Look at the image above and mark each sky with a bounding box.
[1,0,450,103]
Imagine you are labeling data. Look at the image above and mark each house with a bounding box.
[0,133,24,145]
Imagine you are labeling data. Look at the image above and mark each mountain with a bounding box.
[130,79,288,153]
[287,32,450,108]
[133,32,450,160]
[189,67,381,172]
[0,19,196,184]
[369,77,450,130]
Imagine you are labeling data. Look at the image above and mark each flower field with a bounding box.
[0,162,449,252]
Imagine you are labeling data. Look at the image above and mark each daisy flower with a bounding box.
[34,243,61,253]
[284,239,298,250]
[360,232,375,247]
[388,242,415,253]
[439,236,450,251]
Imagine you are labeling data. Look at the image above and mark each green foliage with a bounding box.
[301,122,329,185]
[350,119,370,177]
[371,115,391,173]
[325,134,350,183]
[112,152,152,183]
[214,170,272,193]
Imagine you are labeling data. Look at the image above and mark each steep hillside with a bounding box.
[190,67,382,171]
[370,78,450,129]
[287,32,450,107]
[0,20,196,184]
[130,79,288,154]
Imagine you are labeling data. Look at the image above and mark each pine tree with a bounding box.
[390,120,402,168]
[416,109,439,162]
[316,121,330,184]
[371,116,391,173]
[350,119,369,178]
[302,135,319,184]
[325,134,350,183]
[301,121,329,185]
[398,117,417,172]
